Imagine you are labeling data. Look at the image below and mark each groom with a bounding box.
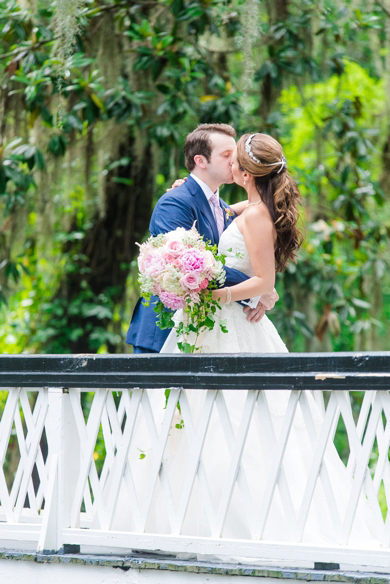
[126,123,277,353]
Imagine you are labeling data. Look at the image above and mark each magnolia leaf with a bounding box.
[90,93,105,111]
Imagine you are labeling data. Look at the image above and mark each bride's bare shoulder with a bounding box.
[242,204,275,241]
[243,203,273,225]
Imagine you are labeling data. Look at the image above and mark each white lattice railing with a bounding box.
[0,354,390,571]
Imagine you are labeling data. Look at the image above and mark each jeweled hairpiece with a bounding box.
[245,134,287,173]
[245,134,261,164]
[263,155,287,174]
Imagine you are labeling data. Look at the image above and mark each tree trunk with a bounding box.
[259,0,290,121]
[380,1,390,195]
[45,129,155,353]
[295,289,333,352]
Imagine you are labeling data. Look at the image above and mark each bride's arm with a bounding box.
[229,201,248,216]
[213,206,276,303]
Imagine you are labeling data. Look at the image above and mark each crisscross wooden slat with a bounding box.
[0,389,20,521]
[340,392,383,544]
[19,390,48,513]
[254,390,301,540]
[347,391,373,478]
[336,391,385,539]
[216,390,256,534]
[373,392,390,495]
[295,391,341,541]
[213,390,259,538]
[253,391,297,539]
[69,389,108,528]
[137,388,181,532]
[104,389,143,530]
[14,390,48,522]
[173,389,217,535]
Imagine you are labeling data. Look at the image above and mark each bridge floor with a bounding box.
[0,550,389,584]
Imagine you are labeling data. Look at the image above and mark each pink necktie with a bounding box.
[209,194,224,237]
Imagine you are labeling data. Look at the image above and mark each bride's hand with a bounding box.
[166,177,187,192]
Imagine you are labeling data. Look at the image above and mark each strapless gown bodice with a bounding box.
[218,220,255,277]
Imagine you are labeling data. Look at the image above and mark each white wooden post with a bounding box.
[37,387,80,553]
[37,387,62,552]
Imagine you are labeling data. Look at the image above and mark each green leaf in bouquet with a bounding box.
[157,310,175,329]
[177,341,193,353]
[199,315,215,330]
[220,319,228,334]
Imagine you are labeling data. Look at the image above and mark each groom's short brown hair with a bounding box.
[184,123,236,171]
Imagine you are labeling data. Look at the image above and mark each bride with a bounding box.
[155,133,376,548]
[161,132,299,354]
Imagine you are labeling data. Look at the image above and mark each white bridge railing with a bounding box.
[0,353,390,571]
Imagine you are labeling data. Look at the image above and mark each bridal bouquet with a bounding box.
[137,224,227,353]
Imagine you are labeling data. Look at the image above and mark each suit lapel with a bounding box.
[185,176,219,244]
[220,198,235,231]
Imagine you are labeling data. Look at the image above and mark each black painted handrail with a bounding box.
[0,352,390,390]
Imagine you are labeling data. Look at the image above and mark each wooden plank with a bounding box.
[213,390,258,538]
[137,389,180,532]
[1,353,390,390]
[253,390,301,539]
[63,527,390,570]
[295,391,341,541]
[173,390,217,535]
[104,389,143,530]
[69,389,108,528]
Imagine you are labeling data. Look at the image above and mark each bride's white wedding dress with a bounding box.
[161,220,288,354]
[111,220,377,556]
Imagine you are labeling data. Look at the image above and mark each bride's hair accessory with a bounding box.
[263,155,287,174]
[245,134,261,164]
[245,134,287,174]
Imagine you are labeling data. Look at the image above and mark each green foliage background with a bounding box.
[1,0,390,353]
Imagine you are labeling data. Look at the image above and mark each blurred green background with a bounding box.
[1,0,389,354]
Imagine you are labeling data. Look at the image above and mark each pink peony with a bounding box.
[180,249,206,273]
[159,291,185,310]
[199,277,209,290]
[180,272,201,290]
[143,254,166,277]
[166,240,185,257]
[162,253,177,263]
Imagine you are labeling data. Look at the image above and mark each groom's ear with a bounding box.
[194,154,207,169]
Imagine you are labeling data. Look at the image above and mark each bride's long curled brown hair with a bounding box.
[237,133,303,272]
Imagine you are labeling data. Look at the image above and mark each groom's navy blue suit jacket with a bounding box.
[126,175,249,352]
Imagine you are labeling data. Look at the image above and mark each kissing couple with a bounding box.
[126,122,301,354]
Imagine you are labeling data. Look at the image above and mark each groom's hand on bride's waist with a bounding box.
[259,289,279,310]
[243,303,266,323]
[243,289,279,323]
